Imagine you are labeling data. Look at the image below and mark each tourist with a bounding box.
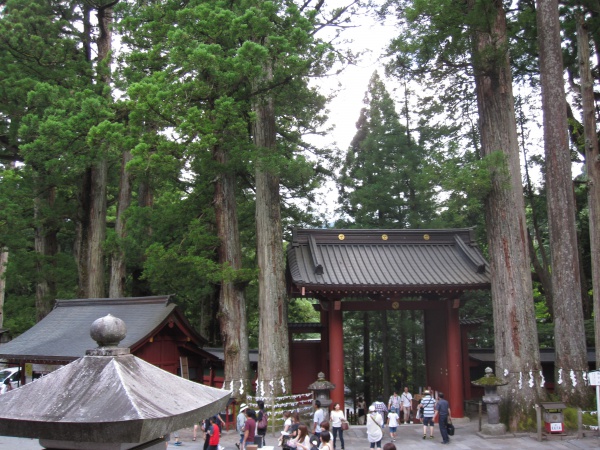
[366,405,383,450]
[282,410,293,434]
[235,403,248,449]
[387,406,400,442]
[320,431,332,450]
[357,397,366,425]
[388,391,400,415]
[242,409,257,449]
[419,390,436,440]
[291,424,311,450]
[330,402,346,450]
[373,396,388,426]
[257,400,268,446]
[433,392,452,445]
[313,399,324,438]
[208,416,221,450]
[400,387,413,424]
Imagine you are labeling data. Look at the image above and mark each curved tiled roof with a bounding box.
[0,296,209,363]
[287,228,491,297]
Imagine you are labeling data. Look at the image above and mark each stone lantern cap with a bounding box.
[307,372,335,391]
[0,314,230,444]
[471,366,508,387]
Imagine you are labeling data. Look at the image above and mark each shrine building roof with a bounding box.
[0,295,210,364]
[286,228,491,298]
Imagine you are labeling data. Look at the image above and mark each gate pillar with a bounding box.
[329,301,345,407]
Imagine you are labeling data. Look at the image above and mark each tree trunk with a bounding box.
[0,248,7,329]
[34,183,58,321]
[76,3,114,298]
[382,310,390,398]
[253,62,291,400]
[109,150,132,298]
[537,0,588,404]
[577,12,600,369]
[471,0,545,429]
[214,144,250,398]
[363,311,371,406]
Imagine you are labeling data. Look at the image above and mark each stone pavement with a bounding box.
[1,418,599,449]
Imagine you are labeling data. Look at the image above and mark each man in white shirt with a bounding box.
[313,400,324,437]
[400,387,413,424]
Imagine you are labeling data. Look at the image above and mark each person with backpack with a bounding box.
[419,390,436,440]
[256,400,268,446]
[366,405,383,450]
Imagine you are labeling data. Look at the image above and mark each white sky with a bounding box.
[314,6,399,151]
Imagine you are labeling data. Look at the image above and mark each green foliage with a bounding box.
[3,295,35,337]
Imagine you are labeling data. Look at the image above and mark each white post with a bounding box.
[596,385,600,435]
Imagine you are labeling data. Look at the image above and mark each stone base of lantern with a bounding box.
[39,438,166,450]
[479,423,507,436]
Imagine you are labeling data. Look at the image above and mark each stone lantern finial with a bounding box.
[86,314,130,356]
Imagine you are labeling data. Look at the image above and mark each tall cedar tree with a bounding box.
[338,72,437,227]
[386,0,546,427]
[576,11,600,371]
[536,0,588,403]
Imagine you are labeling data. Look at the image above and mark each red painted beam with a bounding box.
[313,300,448,311]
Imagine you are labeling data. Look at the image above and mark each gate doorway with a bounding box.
[286,228,491,418]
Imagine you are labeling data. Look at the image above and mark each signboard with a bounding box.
[549,423,562,432]
[589,371,600,386]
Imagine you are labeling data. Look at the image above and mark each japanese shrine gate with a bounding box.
[286,228,491,418]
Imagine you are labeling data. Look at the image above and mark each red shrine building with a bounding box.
[286,228,491,418]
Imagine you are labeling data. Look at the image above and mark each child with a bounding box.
[387,408,400,442]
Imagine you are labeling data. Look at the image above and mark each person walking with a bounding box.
[419,390,436,440]
[235,403,248,449]
[386,407,400,442]
[330,402,346,450]
[400,387,413,424]
[292,424,311,450]
[257,400,268,446]
[357,397,366,425]
[366,405,383,450]
[388,391,400,415]
[373,396,388,427]
[433,392,452,445]
[208,416,221,450]
[242,409,257,449]
[313,399,324,438]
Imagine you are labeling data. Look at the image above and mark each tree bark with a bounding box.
[0,248,7,329]
[537,0,588,404]
[214,144,250,398]
[382,310,390,398]
[76,3,114,298]
[109,150,132,298]
[471,0,545,429]
[253,61,291,400]
[363,311,371,406]
[577,12,600,369]
[34,183,58,321]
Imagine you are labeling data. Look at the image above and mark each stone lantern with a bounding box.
[472,366,508,436]
[0,314,230,449]
[308,372,335,418]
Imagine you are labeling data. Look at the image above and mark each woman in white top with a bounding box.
[282,411,293,434]
[329,403,346,450]
[366,405,383,450]
[291,424,310,450]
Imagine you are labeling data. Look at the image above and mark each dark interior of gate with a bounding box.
[285,228,491,418]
